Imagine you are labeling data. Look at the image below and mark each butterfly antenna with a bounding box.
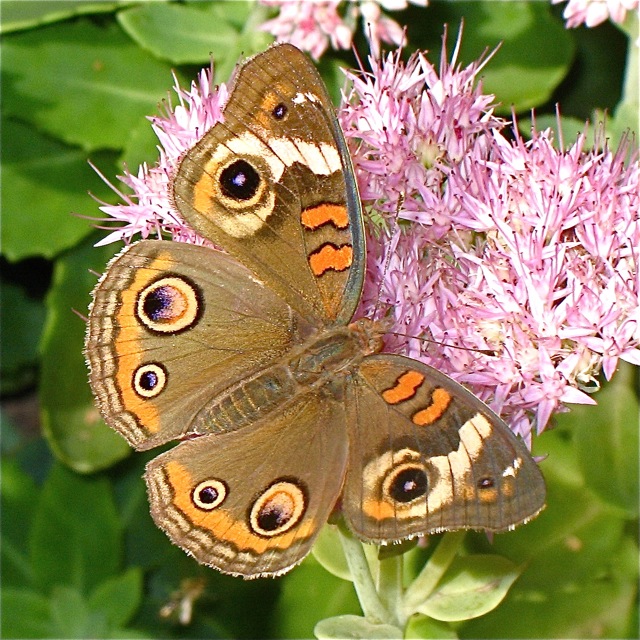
[371,191,405,321]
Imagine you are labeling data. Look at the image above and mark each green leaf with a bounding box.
[312,524,352,581]
[50,585,109,639]
[29,463,121,594]
[416,555,520,622]
[0,280,46,394]
[0,588,52,638]
[1,459,39,587]
[3,20,177,151]
[571,363,639,516]
[273,555,361,639]
[40,235,131,473]
[461,425,638,638]
[89,568,143,629]
[314,615,403,639]
[117,1,271,81]
[1,119,117,261]
[117,2,239,64]
[418,1,574,113]
[404,614,458,639]
[0,1,120,34]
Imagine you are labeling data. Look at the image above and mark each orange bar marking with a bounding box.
[382,370,425,404]
[301,204,349,229]
[412,388,452,426]
[309,244,352,275]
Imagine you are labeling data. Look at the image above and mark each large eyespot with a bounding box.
[136,276,202,334]
[133,363,167,398]
[192,479,228,511]
[219,159,261,202]
[249,479,307,537]
[384,464,429,504]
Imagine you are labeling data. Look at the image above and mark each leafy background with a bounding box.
[1,1,638,638]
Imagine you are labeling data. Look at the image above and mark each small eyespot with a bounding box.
[249,479,307,537]
[133,363,167,398]
[192,479,228,511]
[272,103,287,120]
[386,465,429,504]
[219,159,261,201]
[478,477,495,490]
[136,276,201,333]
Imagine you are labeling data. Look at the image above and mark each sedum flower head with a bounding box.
[551,0,639,28]
[92,32,640,446]
[258,0,427,59]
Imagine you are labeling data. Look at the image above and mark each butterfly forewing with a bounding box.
[85,240,313,450]
[172,43,364,326]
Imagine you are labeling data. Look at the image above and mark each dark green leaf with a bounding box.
[273,555,361,639]
[413,1,574,113]
[3,20,177,151]
[29,463,121,594]
[40,235,131,472]
[50,585,109,639]
[571,363,639,516]
[0,588,52,638]
[461,426,638,638]
[89,568,143,629]
[0,281,46,394]
[117,2,271,81]
[0,1,119,34]
[1,458,39,587]
[1,119,117,261]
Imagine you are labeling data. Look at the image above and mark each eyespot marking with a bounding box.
[382,370,425,404]
[192,479,228,511]
[136,276,202,334]
[219,159,261,202]
[308,243,352,276]
[249,479,307,538]
[272,102,288,120]
[412,387,452,426]
[133,363,167,398]
[384,464,429,504]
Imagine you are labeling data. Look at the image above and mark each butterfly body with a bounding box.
[86,43,545,578]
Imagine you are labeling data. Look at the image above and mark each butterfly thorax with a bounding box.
[193,319,385,435]
[289,317,385,385]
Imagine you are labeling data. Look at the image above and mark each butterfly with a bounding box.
[85,43,545,578]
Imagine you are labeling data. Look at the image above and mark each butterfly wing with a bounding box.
[172,43,364,326]
[85,240,315,450]
[342,354,546,542]
[145,391,348,578]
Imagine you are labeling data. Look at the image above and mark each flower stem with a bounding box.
[402,531,466,616]
[377,552,404,626]
[337,521,392,625]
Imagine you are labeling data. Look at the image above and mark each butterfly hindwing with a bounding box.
[145,392,348,578]
[343,354,546,542]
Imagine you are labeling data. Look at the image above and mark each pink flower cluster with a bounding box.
[340,36,640,441]
[92,34,639,445]
[258,0,427,59]
[552,0,639,28]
